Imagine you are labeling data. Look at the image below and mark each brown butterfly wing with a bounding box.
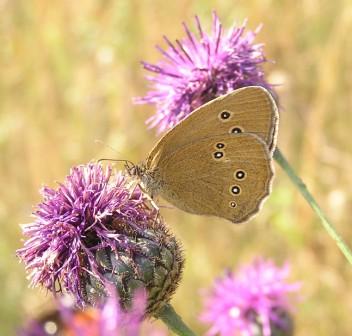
[146,86,278,170]
[156,133,274,223]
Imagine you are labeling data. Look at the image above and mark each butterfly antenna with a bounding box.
[94,139,122,155]
[98,158,136,174]
[95,140,135,168]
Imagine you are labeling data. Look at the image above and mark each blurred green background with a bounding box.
[1,0,352,335]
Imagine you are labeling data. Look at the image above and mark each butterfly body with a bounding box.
[132,163,164,198]
[132,86,279,224]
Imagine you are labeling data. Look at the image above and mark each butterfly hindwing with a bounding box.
[157,133,274,223]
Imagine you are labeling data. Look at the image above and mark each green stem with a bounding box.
[156,304,197,336]
[274,148,352,265]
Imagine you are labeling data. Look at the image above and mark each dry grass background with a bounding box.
[1,0,352,335]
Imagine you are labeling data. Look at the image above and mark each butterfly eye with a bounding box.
[230,185,241,195]
[229,201,237,208]
[230,127,243,134]
[219,111,231,120]
[214,151,224,159]
[234,170,246,180]
[216,142,225,149]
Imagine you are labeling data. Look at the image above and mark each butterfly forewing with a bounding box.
[156,133,274,223]
[146,86,278,171]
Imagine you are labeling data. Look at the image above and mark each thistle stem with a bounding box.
[274,148,352,265]
[157,304,197,336]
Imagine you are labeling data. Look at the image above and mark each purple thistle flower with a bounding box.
[17,163,184,313]
[200,258,300,336]
[18,289,146,336]
[17,320,53,336]
[135,12,272,133]
[61,289,146,336]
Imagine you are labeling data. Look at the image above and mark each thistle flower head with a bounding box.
[17,163,184,314]
[18,290,146,336]
[200,258,300,336]
[62,289,146,336]
[136,12,272,133]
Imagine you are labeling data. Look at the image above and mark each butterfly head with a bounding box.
[126,161,146,179]
[98,159,148,185]
[126,162,162,198]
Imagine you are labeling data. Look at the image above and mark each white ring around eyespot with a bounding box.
[218,110,232,121]
[234,169,247,181]
[229,185,241,195]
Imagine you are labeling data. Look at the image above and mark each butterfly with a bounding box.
[129,86,278,224]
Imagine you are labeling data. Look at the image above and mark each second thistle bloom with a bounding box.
[136,12,271,133]
[17,163,184,315]
[62,289,146,336]
[200,259,300,336]
[19,290,146,336]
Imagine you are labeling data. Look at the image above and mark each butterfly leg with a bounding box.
[129,178,161,219]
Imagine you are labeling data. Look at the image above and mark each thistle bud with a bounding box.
[83,214,184,315]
